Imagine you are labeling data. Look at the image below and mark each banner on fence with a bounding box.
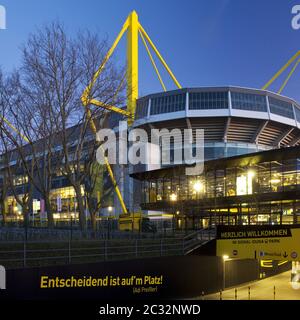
[216,225,300,261]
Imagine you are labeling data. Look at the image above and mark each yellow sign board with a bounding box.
[216,225,300,261]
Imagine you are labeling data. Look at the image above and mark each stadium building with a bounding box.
[129,86,300,229]
[2,10,300,231]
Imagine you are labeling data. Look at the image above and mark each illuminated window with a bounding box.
[13,175,28,186]
[6,196,23,216]
[236,171,255,195]
[50,186,84,215]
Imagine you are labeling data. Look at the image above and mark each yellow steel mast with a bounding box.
[262,50,300,94]
[82,10,181,216]
[127,11,139,126]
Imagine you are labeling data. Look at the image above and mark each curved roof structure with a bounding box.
[133,86,300,148]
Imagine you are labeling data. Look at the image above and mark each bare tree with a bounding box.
[0,71,35,226]
[0,23,125,231]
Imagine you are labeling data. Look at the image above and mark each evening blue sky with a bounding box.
[0,0,300,100]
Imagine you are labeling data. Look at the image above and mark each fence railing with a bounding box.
[0,228,216,269]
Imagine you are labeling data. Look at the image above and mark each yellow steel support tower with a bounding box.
[127,11,139,126]
[82,10,181,124]
[262,50,300,94]
[82,10,181,216]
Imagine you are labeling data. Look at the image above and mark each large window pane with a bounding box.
[269,97,294,119]
[189,91,228,110]
[150,94,185,115]
[231,92,267,112]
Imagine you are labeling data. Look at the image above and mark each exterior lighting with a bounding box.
[247,170,256,195]
[247,170,256,179]
[223,255,229,260]
[270,179,281,184]
[53,213,60,220]
[176,211,180,215]
[237,170,256,195]
[237,175,247,195]
[108,206,113,212]
[170,193,177,201]
[193,181,204,193]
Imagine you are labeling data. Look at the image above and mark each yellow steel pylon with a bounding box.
[81,11,182,216]
[127,11,139,126]
[82,10,181,126]
[0,116,30,143]
[262,50,300,94]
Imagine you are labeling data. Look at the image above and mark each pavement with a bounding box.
[203,271,300,300]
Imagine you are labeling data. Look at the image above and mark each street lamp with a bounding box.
[107,206,113,238]
[193,181,204,193]
[170,193,177,232]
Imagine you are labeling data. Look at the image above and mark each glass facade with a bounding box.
[160,142,267,165]
[294,106,300,123]
[150,94,185,115]
[143,159,300,201]
[141,157,300,227]
[13,175,28,186]
[5,196,23,217]
[189,91,228,110]
[231,92,267,112]
[50,186,84,219]
[204,142,266,160]
[134,88,300,122]
[268,97,294,119]
[135,98,148,119]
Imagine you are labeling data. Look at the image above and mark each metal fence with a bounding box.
[0,218,176,241]
[0,228,215,269]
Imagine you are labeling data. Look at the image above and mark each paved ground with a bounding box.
[203,271,300,300]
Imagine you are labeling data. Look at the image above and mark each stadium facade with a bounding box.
[130,86,300,228]
[2,85,300,229]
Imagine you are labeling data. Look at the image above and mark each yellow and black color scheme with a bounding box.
[81,10,181,125]
[132,146,300,229]
[216,225,300,261]
[80,11,181,229]
[118,212,156,232]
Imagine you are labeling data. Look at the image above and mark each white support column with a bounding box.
[185,91,189,116]
[228,90,232,116]
[147,98,151,119]
[292,104,298,127]
[266,95,271,120]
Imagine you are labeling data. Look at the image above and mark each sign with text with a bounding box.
[216,225,300,261]
[0,255,223,300]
